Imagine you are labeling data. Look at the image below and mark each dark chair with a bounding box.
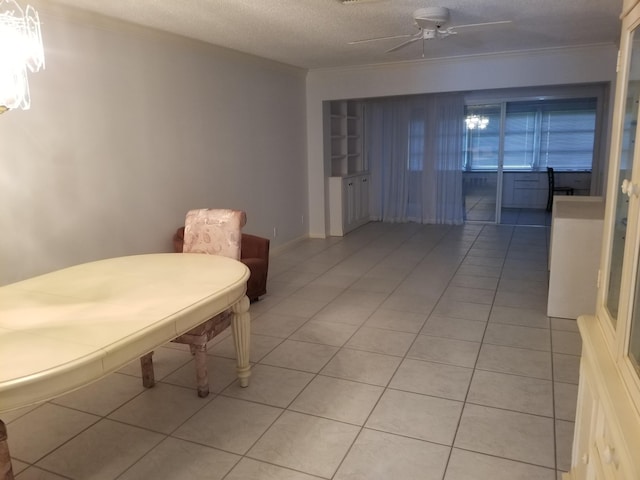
[547,167,574,211]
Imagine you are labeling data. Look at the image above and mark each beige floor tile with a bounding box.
[222,364,313,407]
[477,343,552,380]
[554,382,579,421]
[421,315,487,342]
[331,290,388,310]
[8,404,100,463]
[1,404,41,423]
[454,404,555,468]
[494,290,547,311]
[553,353,581,384]
[366,389,463,445]
[364,308,427,333]
[552,330,582,355]
[289,320,359,346]
[13,467,69,479]
[320,348,402,386]
[441,285,496,305]
[9,459,28,476]
[444,448,556,480]
[108,383,210,434]
[450,273,499,291]
[249,312,308,338]
[308,272,359,289]
[173,396,282,454]
[334,428,450,480]
[118,437,239,480]
[289,375,383,425]
[312,303,373,326]
[556,420,575,472]
[456,264,503,278]
[267,297,330,318]
[551,318,579,332]
[484,323,551,351]
[225,458,320,480]
[408,335,481,368]
[36,419,164,479]
[260,340,338,373]
[467,370,553,416]
[378,292,439,315]
[51,372,145,416]
[462,256,505,268]
[389,358,473,401]
[288,284,344,303]
[432,298,492,321]
[345,326,416,356]
[350,275,402,294]
[498,278,548,296]
[248,411,360,478]
[489,305,550,328]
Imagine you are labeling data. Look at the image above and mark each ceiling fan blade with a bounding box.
[348,33,413,45]
[448,20,512,32]
[385,35,422,53]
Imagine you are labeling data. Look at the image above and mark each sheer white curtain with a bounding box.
[367,98,413,222]
[366,93,465,224]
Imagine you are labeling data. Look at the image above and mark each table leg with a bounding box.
[140,352,155,388]
[0,420,14,480]
[231,295,251,387]
[193,343,209,398]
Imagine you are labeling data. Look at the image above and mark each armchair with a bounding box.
[173,227,269,302]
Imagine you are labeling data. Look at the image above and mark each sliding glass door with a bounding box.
[463,97,598,226]
[463,104,503,223]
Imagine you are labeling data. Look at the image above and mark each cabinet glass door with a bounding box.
[606,30,640,328]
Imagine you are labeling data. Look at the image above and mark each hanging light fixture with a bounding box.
[0,0,45,113]
[465,114,489,130]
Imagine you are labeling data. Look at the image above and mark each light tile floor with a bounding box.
[6,222,580,480]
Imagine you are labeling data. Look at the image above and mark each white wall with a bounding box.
[306,45,619,237]
[0,3,308,285]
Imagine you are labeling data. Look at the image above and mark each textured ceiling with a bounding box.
[47,0,622,69]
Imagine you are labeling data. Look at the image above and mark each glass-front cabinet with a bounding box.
[566,1,640,479]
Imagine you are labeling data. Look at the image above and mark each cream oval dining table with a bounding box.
[0,253,251,480]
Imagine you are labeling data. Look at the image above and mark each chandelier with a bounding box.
[0,0,45,113]
[465,114,489,130]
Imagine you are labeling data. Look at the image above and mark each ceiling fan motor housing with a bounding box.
[414,6,450,28]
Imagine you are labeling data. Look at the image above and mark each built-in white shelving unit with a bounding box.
[326,100,370,236]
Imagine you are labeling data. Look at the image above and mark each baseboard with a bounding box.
[270,233,311,256]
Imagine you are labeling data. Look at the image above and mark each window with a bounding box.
[464,98,597,171]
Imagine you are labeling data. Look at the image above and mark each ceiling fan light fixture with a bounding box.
[414,6,450,28]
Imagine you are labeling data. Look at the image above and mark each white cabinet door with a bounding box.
[328,174,371,236]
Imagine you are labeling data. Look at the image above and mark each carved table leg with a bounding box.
[193,343,209,398]
[231,295,251,387]
[140,351,155,388]
[0,420,14,480]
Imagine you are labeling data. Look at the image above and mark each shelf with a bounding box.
[328,99,365,177]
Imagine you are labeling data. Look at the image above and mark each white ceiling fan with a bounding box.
[349,6,512,55]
